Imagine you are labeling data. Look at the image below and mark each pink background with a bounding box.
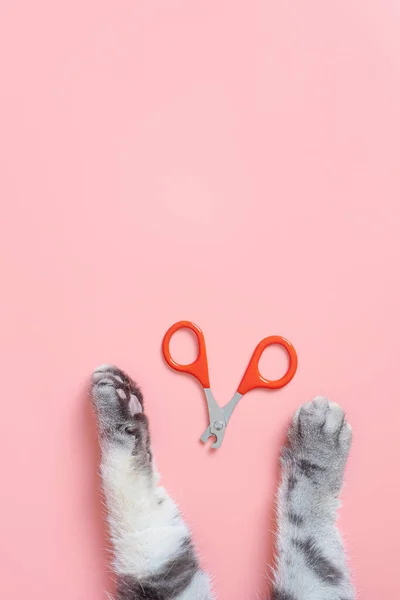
[1,1,400,598]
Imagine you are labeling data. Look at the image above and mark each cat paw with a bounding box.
[284,397,352,492]
[91,364,146,441]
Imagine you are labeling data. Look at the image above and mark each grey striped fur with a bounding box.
[271,398,355,600]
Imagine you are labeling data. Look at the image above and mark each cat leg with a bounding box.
[91,365,214,600]
[271,398,355,600]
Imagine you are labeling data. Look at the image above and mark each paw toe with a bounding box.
[296,396,329,431]
[311,396,330,411]
[92,364,125,384]
[323,401,346,435]
[338,420,353,451]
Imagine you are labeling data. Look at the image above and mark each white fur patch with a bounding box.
[101,446,189,579]
[175,571,214,600]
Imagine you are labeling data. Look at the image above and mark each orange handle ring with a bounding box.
[162,321,210,389]
[237,336,298,396]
